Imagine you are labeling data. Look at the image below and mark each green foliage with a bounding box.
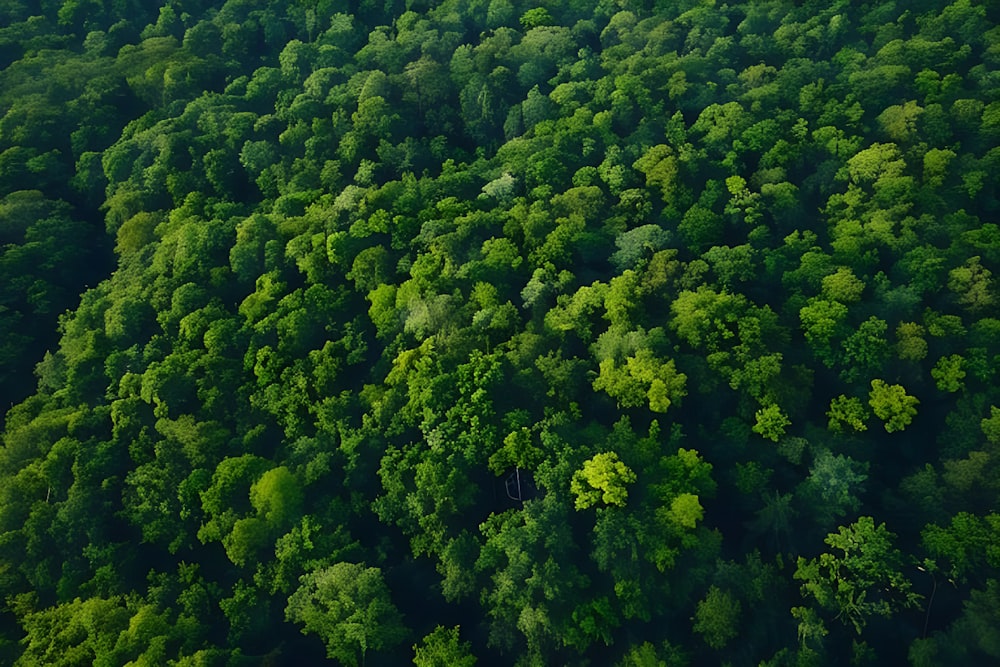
[413,625,476,667]
[671,287,747,352]
[799,299,848,365]
[592,349,687,413]
[948,257,995,313]
[519,8,553,30]
[983,407,1000,446]
[1,1,998,665]
[611,225,671,272]
[668,493,704,530]
[14,596,131,666]
[286,563,407,666]
[895,322,928,361]
[821,267,865,303]
[571,452,637,510]
[931,354,966,393]
[616,640,688,667]
[693,585,741,650]
[250,466,304,530]
[868,379,920,432]
[634,145,678,202]
[921,512,1000,582]
[799,450,868,527]
[839,316,888,381]
[753,404,791,442]
[827,395,869,433]
[795,517,920,633]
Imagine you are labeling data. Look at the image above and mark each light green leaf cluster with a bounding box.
[571,452,637,510]
[868,379,919,432]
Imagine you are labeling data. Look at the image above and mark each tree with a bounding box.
[286,563,408,666]
[798,450,868,528]
[910,579,1000,665]
[948,257,995,313]
[519,8,552,29]
[982,406,1000,445]
[488,426,543,476]
[544,281,608,342]
[877,101,924,143]
[827,395,869,432]
[678,204,725,252]
[222,516,270,567]
[723,175,762,225]
[616,640,689,667]
[671,287,748,352]
[895,322,928,361]
[703,244,756,287]
[571,452,637,510]
[413,625,476,667]
[753,404,790,442]
[845,143,906,185]
[791,605,828,654]
[921,512,1000,583]
[611,225,671,272]
[197,455,271,545]
[693,585,741,650]
[799,299,848,365]
[633,145,678,202]
[1,1,997,664]
[868,379,919,432]
[249,466,304,531]
[592,349,687,414]
[668,493,704,530]
[749,492,797,553]
[838,316,888,382]
[475,492,589,658]
[14,595,133,666]
[931,354,966,393]
[795,517,920,633]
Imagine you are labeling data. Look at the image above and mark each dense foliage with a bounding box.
[2,0,999,664]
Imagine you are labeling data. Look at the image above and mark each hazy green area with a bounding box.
[1,0,999,664]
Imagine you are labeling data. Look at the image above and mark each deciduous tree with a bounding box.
[868,379,919,432]
[795,517,919,633]
[571,452,636,510]
[286,563,407,666]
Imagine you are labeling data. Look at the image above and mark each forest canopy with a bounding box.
[1,0,999,664]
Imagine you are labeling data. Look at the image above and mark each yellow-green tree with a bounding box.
[868,379,919,432]
[286,563,407,666]
[571,452,637,510]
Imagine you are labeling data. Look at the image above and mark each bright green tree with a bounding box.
[667,493,704,530]
[250,466,304,530]
[412,625,477,667]
[571,452,637,510]
[592,349,687,413]
[753,404,790,442]
[931,355,966,393]
[827,395,870,432]
[821,267,865,303]
[868,379,919,432]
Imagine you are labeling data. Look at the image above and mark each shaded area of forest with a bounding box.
[1,0,1000,665]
